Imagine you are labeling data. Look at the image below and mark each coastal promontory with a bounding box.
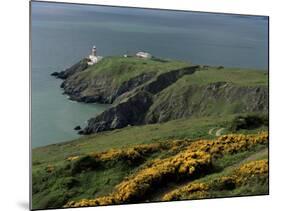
[52,56,268,135]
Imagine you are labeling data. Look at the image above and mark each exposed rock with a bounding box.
[142,65,199,94]
[51,58,89,79]
[51,56,268,136]
[206,81,228,91]
[77,66,200,133]
[61,71,156,104]
[113,65,200,104]
[145,83,268,124]
[51,72,59,76]
[77,130,84,135]
[81,91,153,134]
[74,126,81,130]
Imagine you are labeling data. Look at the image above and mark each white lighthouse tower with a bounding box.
[92,45,97,56]
[88,45,103,65]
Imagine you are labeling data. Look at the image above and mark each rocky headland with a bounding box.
[52,56,268,135]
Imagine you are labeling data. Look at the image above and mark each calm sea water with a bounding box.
[31,2,268,148]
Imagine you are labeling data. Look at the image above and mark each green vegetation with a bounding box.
[33,56,269,209]
[162,157,268,201]
[32,114,268,209]
[228,114,269,131]
[63,132,268,207]
[74,56,190,86]
[32,115,242,164]
[144,65,268,123]
[176,67,268,86]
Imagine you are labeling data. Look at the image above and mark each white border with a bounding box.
[1,0,280,211]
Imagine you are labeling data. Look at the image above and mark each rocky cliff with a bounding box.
[52,56,268,135]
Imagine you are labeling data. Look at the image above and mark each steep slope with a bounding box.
[54,56,189,103]
[32,113,268,209]
[52,56,268,135]
[82,67,268,134]
[145,68,268,123]
[83,65,200,134]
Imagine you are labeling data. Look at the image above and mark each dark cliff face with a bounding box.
[145,82,268,124]
[142,66,199,94]
[82,91,153,134]
[61,69,156,104]
[79,66,201,134]
[51,58,89,79]
[52,58,268,135]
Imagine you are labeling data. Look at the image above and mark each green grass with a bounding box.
[32,114,268,209]
[77,57,267,93]
[145,67,268,122]
[32,115,233,165]
[32,115,229,209]
[74,56,190,87]
[150,67,268,112]
[32,113,268,169]
[178,67,268,86]
[166,148,269,201]
[32,161,134,209]
[32,57,268,209]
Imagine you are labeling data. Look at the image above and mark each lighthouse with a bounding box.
[88,45,103,65]
[92,45,97,57]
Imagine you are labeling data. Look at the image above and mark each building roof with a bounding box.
[136,51,152,58]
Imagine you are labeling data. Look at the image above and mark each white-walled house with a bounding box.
[136,51,152,59]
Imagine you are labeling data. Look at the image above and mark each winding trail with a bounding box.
[208,127,225,136]
[208,128,216,135]
[215,128,225,136]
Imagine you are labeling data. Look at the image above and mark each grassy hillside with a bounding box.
[77,57,267,89]
[36,57,269,209]
[32,114,268,209]
[145,67,268,123]
[63,132,268,208]
[70,56,190,87]
[173,67,268,86]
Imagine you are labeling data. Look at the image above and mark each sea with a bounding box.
[31,2,268,148]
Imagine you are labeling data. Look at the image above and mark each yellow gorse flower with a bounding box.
[162,159,268,201]
[162,183,209,201]
[64,132,268,207]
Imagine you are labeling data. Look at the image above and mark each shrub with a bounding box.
[69,140,190,171]
[61,177,80,189]
[65,132,268,207]
[70,156,100,175]
[162,183,209,201]
[162,159,268,201]
[229,114,268,131]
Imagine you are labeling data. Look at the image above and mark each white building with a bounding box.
[88,45,103,65]
[136,51,152,59]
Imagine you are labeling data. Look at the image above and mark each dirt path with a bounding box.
[208,128,216,135]
[215,128,225,136]
[208,127,225,136]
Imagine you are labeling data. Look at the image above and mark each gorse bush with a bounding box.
[162,183,209,201]
[65,132,268,207]
[162,159,268,201]
[69,140,190,174]
[65,151,211,207]
[186,132,268,159]
[113,151,211,202]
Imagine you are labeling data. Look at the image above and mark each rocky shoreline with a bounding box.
[52,56,269,135]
